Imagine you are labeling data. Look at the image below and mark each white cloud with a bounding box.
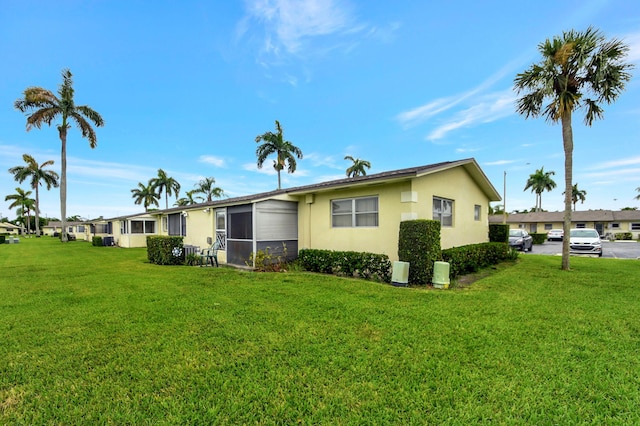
[240,0,376,68]
[484,159,517,166]
[427,89,516,141]
[304,152,342,169]
[245,0,354,54]
[199,155,227,168]
[622,31,640,63]
[590,156,640,170]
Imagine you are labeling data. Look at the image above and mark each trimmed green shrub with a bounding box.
[398,220,441,286]
[185,253,201,266]
[92,236,103,246]
[489,224,509,243]
[298,249,391,283]
[146,236,185,265]
[442,242,512,278]
[615,232,632,241]
[530,233,547,245]
[249,244,289,272]
[0,236,5,244]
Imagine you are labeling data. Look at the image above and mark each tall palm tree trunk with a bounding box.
[561,111,574,271]
[34,184,40,237]
[60,128,68,242]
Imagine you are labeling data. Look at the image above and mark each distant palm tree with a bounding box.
[5,187,35,236]
[8,154,59,236]
[524,167,556,212]
[344,156,371,178]
[14,69,104,242]
[149,169,181,209]
[514,27,632,270]
[193,177,224,202]
[131,181,160,212]
[255,120,303,190]
[175,190,200,207]
[635,187,640,200]
[563,183,587,211]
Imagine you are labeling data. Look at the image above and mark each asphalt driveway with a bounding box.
[527,240,640,259]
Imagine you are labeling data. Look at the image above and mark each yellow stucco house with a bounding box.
[106,158,501,267]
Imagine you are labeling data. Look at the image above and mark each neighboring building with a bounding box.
[106,158,501,267]
[489,210,640,239]
[0,222,23,235]
[42,221,92,240]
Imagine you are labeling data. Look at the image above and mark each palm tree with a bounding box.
[5,188,35,236]
[635,187,640,201]
[514,27,632,270]
[255,120,303,190]
[563,183,587,211]
[192,177,224,202]
[149,169,181,209]
[344,156,371,178]
[523,167,557,212]
[175,190,200,207]
[14,69,104,242]
[8,154,60,236]
[131,181,160,212]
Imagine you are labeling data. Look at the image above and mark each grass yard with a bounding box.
[1,238,640,424]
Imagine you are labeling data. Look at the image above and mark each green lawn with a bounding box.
[2,238,639,424]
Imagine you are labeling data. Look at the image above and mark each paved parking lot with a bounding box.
[527,240,640,259]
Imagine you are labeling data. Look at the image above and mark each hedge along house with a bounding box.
[105,158,500,266]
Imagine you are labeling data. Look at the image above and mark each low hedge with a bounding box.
[298,249,391,283]
[92,236,103,246]
[615,232,633,241]
[442,242,513,279]
[530,233,547,245]
[147,236,185,265]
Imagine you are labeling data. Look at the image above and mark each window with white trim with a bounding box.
[544,224,552,230]
[631,223,640,231]
[576,223,586,228]
[474,205,481,221]
[332,196,378,227]
[433,197,453,227]
[611,223,620,229]
[130,220,156,234]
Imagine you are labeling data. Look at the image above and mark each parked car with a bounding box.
[569,228,602,257]
[509,229,533,252]
[547,229,564,241]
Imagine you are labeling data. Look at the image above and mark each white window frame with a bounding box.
[544,224,552,230]
[631,223,640,231]
[331,196,379,228]
[433,197,453,227]
[474,205,481,221]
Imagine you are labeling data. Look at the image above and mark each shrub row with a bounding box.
[615,232,633,241]
[442,242,515,279]
[146,236,185,265]
[92,236,103,246]
[298,249,392,283]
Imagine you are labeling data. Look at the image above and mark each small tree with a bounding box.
[8,154,59,236]
[255,120,303,190]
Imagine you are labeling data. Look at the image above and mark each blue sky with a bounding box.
[1,0,639,221]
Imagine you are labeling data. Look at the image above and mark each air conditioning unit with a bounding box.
[391,261,409,287]
[432,261,450,289]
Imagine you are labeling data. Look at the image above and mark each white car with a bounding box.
[569,228,602,257]
[547,229,564,241]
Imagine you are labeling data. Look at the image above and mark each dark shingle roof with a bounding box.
[107,158,500,220]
